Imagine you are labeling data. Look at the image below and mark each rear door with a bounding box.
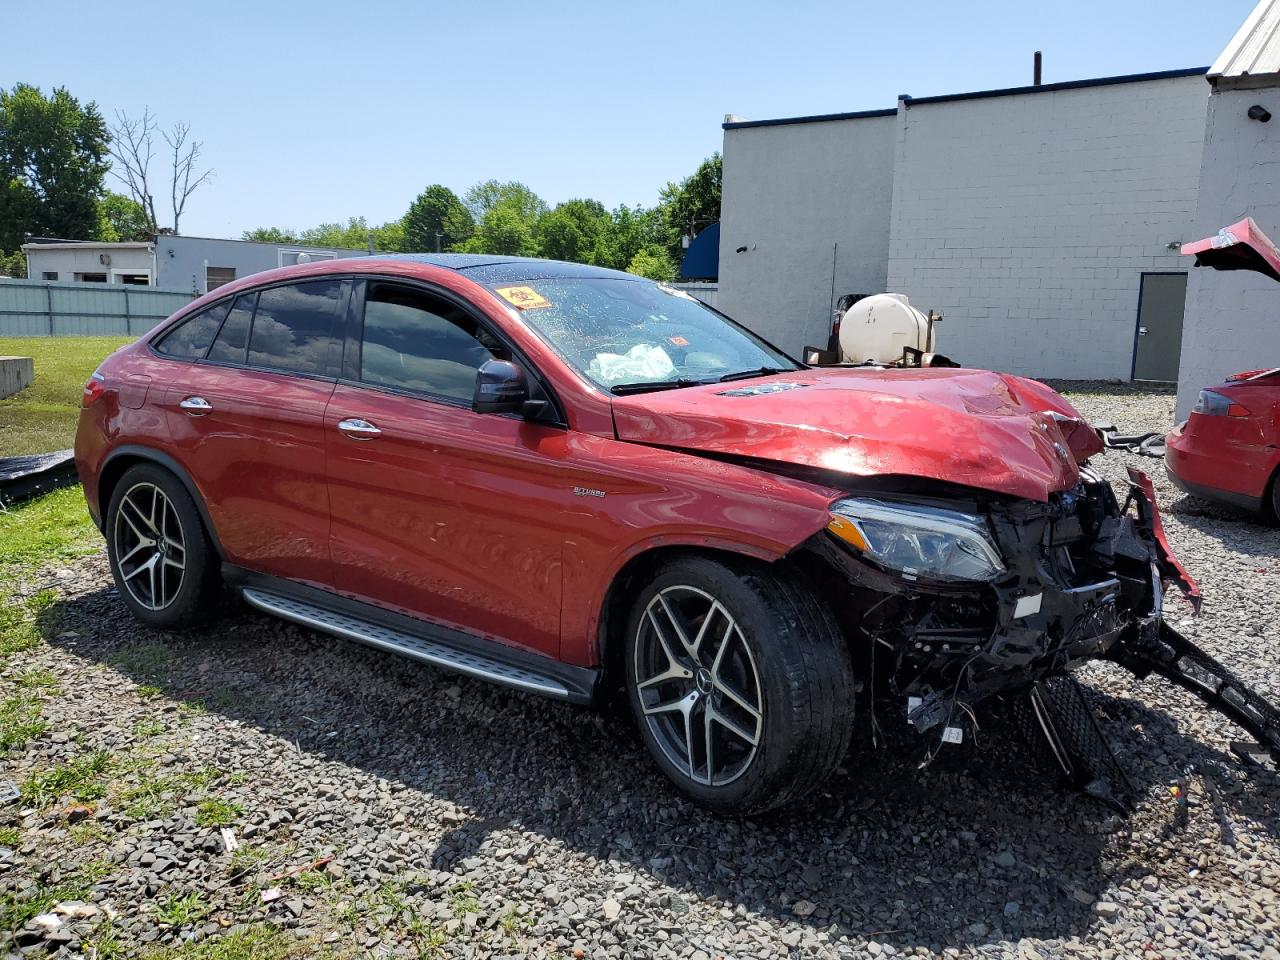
[156,278,347,586]
[323,279,568,659]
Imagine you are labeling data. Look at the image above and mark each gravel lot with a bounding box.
[2,383,1278,959]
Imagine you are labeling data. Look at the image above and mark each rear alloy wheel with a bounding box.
[106,463,218,629]
[624,556,855,814]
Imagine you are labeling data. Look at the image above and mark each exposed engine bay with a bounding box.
[799,461,1280,811]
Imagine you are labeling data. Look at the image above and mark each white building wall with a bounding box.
[718,114,896,354]
[1174,84,1280,418]
[885,75,1208,379]
[24,244,155,283]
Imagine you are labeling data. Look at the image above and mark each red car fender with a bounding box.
[553,437,844,667]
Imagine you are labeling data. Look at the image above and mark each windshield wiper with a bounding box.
[610,378,711,395]
[718,366,787,383]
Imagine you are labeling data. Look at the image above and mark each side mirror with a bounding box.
[473,359,528,414]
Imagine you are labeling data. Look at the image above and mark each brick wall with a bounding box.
[885,75,1208,379]
[718,115,896,354]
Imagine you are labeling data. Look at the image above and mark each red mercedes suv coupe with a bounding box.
[76,256,1279,814]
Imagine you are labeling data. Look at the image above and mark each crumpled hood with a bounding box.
[611,368,1101,502]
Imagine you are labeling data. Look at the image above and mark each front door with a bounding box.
[323,280,568,659]
[1132,272,1187,382]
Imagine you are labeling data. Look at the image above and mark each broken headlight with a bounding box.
[826,498,1005,582]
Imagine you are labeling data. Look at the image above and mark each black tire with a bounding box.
[105,462,219,629]
[623,555,855,815]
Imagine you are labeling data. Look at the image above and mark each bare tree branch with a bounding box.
[107,108,213,235]
[162,121,213,236]
[108,108,159,234]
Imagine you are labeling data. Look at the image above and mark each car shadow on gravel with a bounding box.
[44,580,1280,954]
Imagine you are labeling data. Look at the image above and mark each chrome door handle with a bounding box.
[1138,326,1149,336]
[179,396,213,415]
[337,417,381,439]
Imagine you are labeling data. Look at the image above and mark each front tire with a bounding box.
[624,555,855,815]
[105,463,218,629]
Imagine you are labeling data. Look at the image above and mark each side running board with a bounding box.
[241,588,577,701]
[1113,622,1280,766]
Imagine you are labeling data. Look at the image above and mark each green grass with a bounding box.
[0,486,100,663]
[21,750,113,808]
[0,692,48,750]
[154,891,209,927]
[0,335,133,457]
[195,796,244,827]
[0,826,20,847]
[139,925,307,960]
[0,857,110,931]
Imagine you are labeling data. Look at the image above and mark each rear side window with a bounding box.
[206,293,256,365]
[248,280,343,376]
[359,283,504,400]
[154,301,231,359]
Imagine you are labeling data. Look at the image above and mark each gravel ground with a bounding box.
[2,383,1278,959]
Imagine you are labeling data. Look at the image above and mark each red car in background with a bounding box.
[1167,218,1280,519]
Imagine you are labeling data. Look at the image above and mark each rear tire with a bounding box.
[624,555,855,815]
[105,463,219,629]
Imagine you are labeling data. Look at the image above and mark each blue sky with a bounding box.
[5,0,1255,239]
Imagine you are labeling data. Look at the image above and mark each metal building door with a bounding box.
[1132,273,1187,382]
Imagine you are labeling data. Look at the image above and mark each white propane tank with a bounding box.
[838,293,933,365]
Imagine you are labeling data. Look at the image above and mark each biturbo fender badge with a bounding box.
[573,486,606,498]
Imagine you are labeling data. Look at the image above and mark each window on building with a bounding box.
[206,293,257,365]
[154,301,232,360]
[206,267,236,290]
[247,280,344,376]
[117,273,150,286]
[41,271,58,281]
[359,282,504,400]
[75,272,107,283]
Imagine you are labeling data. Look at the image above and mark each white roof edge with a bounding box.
[20,241,155,251]
[1211,0,1280,79]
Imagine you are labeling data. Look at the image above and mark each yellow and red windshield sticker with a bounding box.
[494,285,552,310]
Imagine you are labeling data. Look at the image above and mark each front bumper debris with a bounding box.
[813,466,1280,810]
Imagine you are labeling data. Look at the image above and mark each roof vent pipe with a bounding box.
[1034,51,1042,86]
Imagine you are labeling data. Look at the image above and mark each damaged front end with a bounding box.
[804,464,1280,810]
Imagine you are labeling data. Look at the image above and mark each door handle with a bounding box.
[179,396,213,415]
[337,417,381,440]
[1138,326,1149,336]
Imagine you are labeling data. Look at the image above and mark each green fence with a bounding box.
[0,279,195,336]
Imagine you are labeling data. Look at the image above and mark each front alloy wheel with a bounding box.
[633,585,763,787]
[624,556,856,815]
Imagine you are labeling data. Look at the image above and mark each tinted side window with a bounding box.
[154,301,231,359]
[206,293,256,365]
[248,280,343,376]
[360,284,504,400]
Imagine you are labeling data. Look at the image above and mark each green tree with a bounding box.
[0,249,26,278]
[464,180,547,224]
[404,185,473,252]
[459,204,538,257]
[626,248,677,281]
[96,191,150,242]
[0,83,110,249]
[597,204,664,272]
[535,198,609,264]
[241,227,299,244]
[656,152,721,264]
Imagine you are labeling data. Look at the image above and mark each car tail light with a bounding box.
[1192,389,1250,418]
[82,371,106,407]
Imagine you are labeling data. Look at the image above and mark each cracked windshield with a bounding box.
[491,278,799,392]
